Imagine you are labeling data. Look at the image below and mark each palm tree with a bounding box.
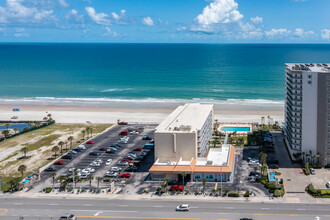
[261,164,268,176]
[52,146,59,158]
[21,147,28,158]
[90,128,93,137]
[5,123,10,130]
[180,172,186,190]
[316,152,321,165]
[47,113,52,119]
[43,117,48,121]
[312,155,316,165]
[2,130,10,139]
[81,130,86,140]
[96,177,102,189]
[67,136,74,150]
[163,177,171,194]
[201,178,207,195]
[18,164,27,177]
[309,150,313,163]
[13,128,18,134]
[58,141,64,155]
[64,141,68,151]
[86,127,90,139]
[35,121,41,127]
[88,176,94,188]
[50,172,56,188]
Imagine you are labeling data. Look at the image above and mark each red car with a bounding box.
[119,130,129,135]
[53,160,64,165]
[169,185,183,191]
[122,159,131,163]
[118,121,128,125]
[86,141,94,144]
[120,173,131,178]
[133,147,143,151]
[99,147,107,151]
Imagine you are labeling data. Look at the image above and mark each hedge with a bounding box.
[306,183,330,198]
[228,191,239,197]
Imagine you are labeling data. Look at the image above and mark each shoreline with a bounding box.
[0,100,284,124]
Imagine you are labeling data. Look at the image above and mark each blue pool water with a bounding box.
[221,127,250,132]
[0,124,33,131]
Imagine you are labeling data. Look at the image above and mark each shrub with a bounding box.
[185,190,189,195]
[279,178,283,184]
[320,190,330,196]
[306,184,318,196]
[228,191,239,197]
[103,178,111,182]
[310,164,322,169]
[256,177,261,183]
[273,189,284,197]
[142,189,149,194]
[44,187,52,193]
[223,189,229,196]
[212,189,216,193]
[244,191,250,197]
[304,163,310,175]
[325,164,330,169]
[274,171,281,175]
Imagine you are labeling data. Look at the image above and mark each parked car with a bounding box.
[85,167,95,173]
[86,141,94,144]
[122,158,131,163]
[142,136,153,140]
[326,182,330,188]
[106,149,116,154]
[140,151,148,156]
[106,159,112,165]
[44,165,56,171]
[73,147,82,152]
[54,160,64,165]
[111,167,120,172]
[111,144,121,148]
[95,159,103,164]
[169,185,183,191]
[120,172,131,178]
[143,143,154,149]
[89,152,100,156]
[124,167,137,172]
[130,131,140,135]
[69,168,80,173]
[118,121,128,125]
[69,150,78,154]
[80,174,88,179]
[59,213,77,220]
[133,147,143,151]
[90,162,101,167]
[118,160,129,166]
[176,204,190,211]
[105,171,119,177]
[81,169,90,175]
[310,168,316,175]
[119,130,129,135]
[99,147,107,151]
[61,154,72,159]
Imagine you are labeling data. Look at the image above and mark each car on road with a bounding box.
[86,141,94,144]
[59,213,77,220]
[133,147,143,151]
[142,136,153,140]
[118,121,128,125]
[106,159,112,165]
[310,168,316,175]
[169,185,183,191]
[54,160,64,165]
[124,167,137,172]
[120,172,131,178]
[176,204,190,211]
[61,154,72,159]
[111,167,120,172]
[44,165,56,171]
[99,147,107,151]
[89,152,100,156]
[326,182,330,188]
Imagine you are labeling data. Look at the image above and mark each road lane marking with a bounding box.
[225,207,234,209]
[118,205,128,207]
[203,212,330,217]
[297,209,306,211]
[261,208,270,210]
[48,203,58,206]
[0,208,8,216]
[84,204,93,206]
[14,203,23,205]
[95,211,103,216]
[72,210,138,213]
[78,216,203,219]
[153,206,163,208]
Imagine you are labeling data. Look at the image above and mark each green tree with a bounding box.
[21,147,28,158]
[5,123,10,130]
[90,128,93,137]
[96,177,102,189]
[34,121,41,127]
[67,136,74,150]
[201,178,207,195]
[18,164,27,177]
[88,176,94,188]
[52,146,59,158]
[86,127,90,139]
[180,172,186,190]
[163,177,171,194]
[8,178,20,192]
[13,128,18,134]
[316,152,321,165]
[58,141,64,155]
[261,164,268,176]
[2,130,10,139]
[50,172,56,188]
[43,117,48,121]
[81,130,86,140]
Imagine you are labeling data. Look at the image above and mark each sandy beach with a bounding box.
[0,100,284,124]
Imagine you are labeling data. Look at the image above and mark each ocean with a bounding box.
[0,43,329,106]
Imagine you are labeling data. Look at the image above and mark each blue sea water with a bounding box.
[0,43,329,105]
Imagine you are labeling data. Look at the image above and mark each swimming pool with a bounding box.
[221,127,250,132]
[0,124,33,131]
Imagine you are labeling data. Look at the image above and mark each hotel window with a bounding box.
[194,174,201,179]
[206,175,214,179]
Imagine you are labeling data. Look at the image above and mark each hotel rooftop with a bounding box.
[286,63,330,72]
[155,103,213,133]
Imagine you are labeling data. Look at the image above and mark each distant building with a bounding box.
[149,103,236,182]
[284,63,330,166]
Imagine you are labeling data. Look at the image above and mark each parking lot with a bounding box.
[29,123,157,193]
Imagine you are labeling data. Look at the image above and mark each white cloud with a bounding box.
[66,9,84,23]
[58,0,69,8]
[0,0,54,24]
[142,17,154,26]
[111,9,126,24]
[85,7,110,25]
[250,16,263,25]
[103,26,119,37]
[294,28,315,38]
[321,29,330,40]
[195,0,243,26]
[14,27,28,37]
[265,28,291,38]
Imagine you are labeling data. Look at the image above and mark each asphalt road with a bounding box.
[0,197,329,220]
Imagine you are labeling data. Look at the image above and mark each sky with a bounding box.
[0,0,329,43]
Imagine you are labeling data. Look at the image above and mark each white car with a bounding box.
[69,150,77,154]
[86,167,95,173]
[118,139,128,144]
[80,174,88,179]
[326,182,330,188]
[105,171,118,177]
[106,159,112,165]
[111,167,120,172]
[78,145,86,150]
[95,159,103,164]
[90,162,101,167]
[68,168,80,173]
[118,161,128,166]
[130,131,139,135]
[176,204,190,211]
[81,169,91,175]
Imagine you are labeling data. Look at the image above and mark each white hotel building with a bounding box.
[284,63,330,166]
